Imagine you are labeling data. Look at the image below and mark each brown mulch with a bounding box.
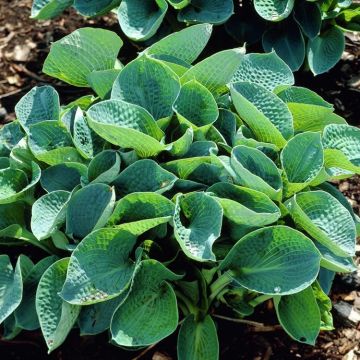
[0,1,360,359]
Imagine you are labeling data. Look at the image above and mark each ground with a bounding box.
[0,1,359,359]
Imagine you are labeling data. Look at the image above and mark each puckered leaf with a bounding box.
[173,80,219,131]
[307,27,345,75]
[231,82,293,147]
[60,229,137,305]
[254,0,295,21]
[28,121,83,165]
[178,0,233,25]
[277,86,345,132]
[286,191,356,257]
[173,192,223,261]
[118,0,168,41]
[15,86,60,134]
[177,314,219,360]
[230,145,283,200]
[208,183,281,226]
[66,184,116,239]
[31,191,71,240]
[112,55,180,120]
[40,162,87,192]
[43,28,122,87]
[274,286,320,345]
[111,260,181,347]
[36,258,80,353]
[15,256,58,330]
[0,162,41,204]
[0,255,23,324]
[220,226,321,295]
[231,52,294,91]
[87,99,165,157]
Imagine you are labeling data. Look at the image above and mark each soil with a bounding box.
[0,1,360,359]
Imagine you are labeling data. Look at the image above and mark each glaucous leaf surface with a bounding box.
[60,229,137,304]
[274,286,321,345]
[36,258,80,352]
[31,0,73,19]
[111,260,181,347]
[177,315,219,360]
[220,226,321,295]
[43,28,122,87]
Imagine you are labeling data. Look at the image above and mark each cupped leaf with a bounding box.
[36,258,81,353]
[220,226,321,295]
[66,183,116,239]
[322,124,360,170]
[74,0,120,16]
[315,241,356,273]
[113,159,177,195]
[31,0,73,19]
[178,0,233,25]
[112,55,180,120]
[0,121,24,157]
[281,132,324,195]
[111,259,181,347]
[177,314,219,360]
[86,150,121,184]
[208,183,281,226]
[28,121,83,165]
[60,229,137,305]
[294,1,322,39]
[167,0,190,9]
[15,256,58,330]
[43,28,123,87]
[15,86,60,134]
[230,82,293,147]
[254,0,295,21]
[0,255,23,324]
[145,23,212,64]
[286,191,356,257]
[41,162,87,192]
[307,27,345,75]
[163,156,212,179]
[173,80,219,131]
[79,293,128,335]
[31,191,71,241]
[231,52,294,91]
[230,145,283,200]
[262,21,305,71]
[274,286,320,345]
[277,86,345,132]
[108,192,175,226]
[72,108,105,160]
[0,162,41,204]
[173,192,223,262]
[181,48,245,96]
[87,99,165,157]
[9,138,37,172]
[118,0,168,41]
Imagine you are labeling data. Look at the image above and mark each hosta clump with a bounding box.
[31,0,360,74]
[1,24,359,358]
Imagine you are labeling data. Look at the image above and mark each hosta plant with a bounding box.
[1,25,360,358]
[31,0,360,74]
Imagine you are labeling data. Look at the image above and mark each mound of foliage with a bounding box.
[0,24,359,359]
[31,0,360,74]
